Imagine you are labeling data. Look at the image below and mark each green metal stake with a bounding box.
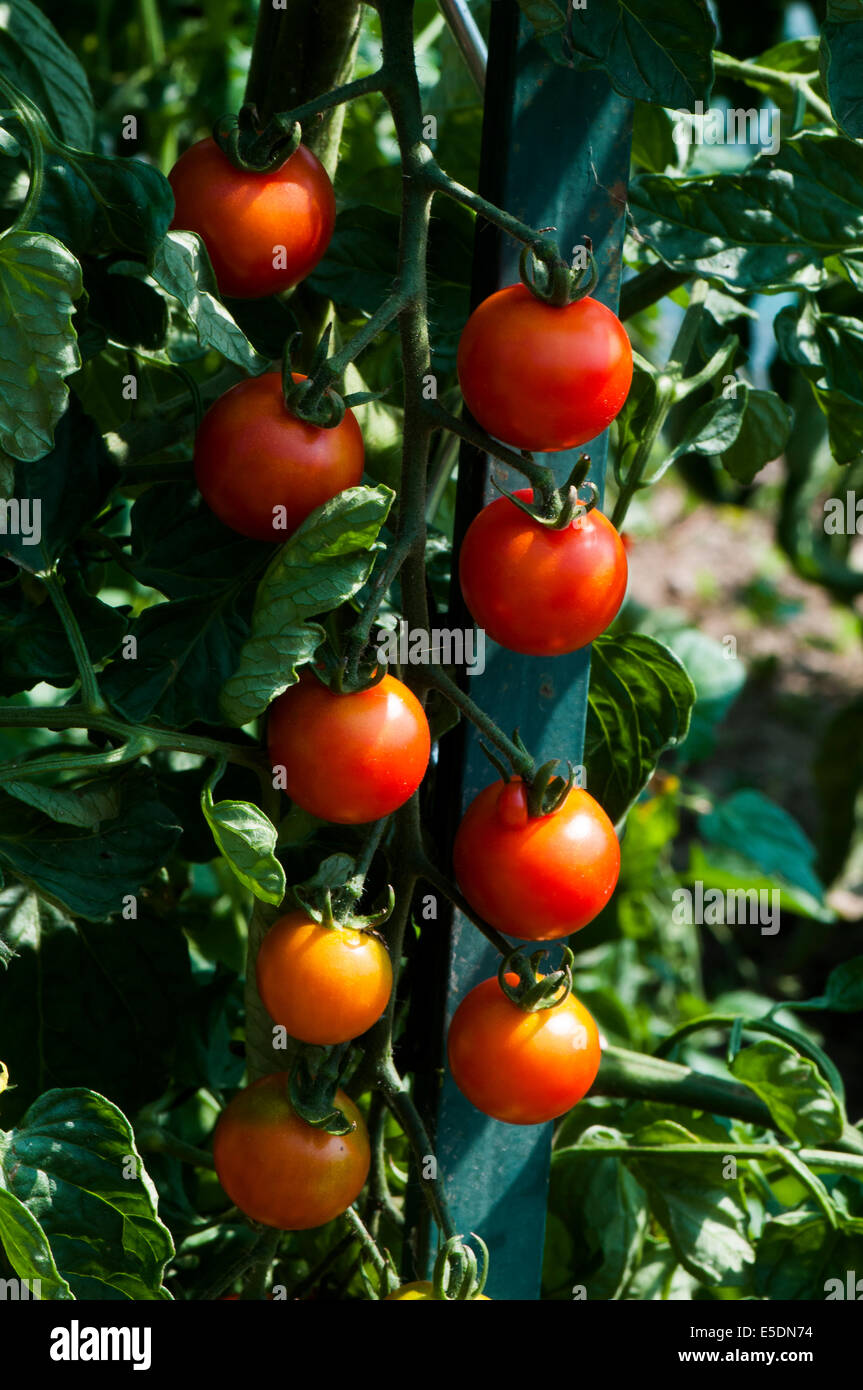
[417,2,634,1300]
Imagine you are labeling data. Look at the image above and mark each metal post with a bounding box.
[415,1,634,1300]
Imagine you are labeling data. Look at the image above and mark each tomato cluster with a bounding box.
[179,140,628,1241]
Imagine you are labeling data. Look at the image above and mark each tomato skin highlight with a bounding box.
[459,488,627,656]
[457,285,633,452]
[193,372,364,543]
[453,779,620,941]
[447,973,601,1125]
[168,138,335,299]
[385,1282,491,1300]
[256,910,393,1045]
[267,672,431,824]
[212,1073,370,1230]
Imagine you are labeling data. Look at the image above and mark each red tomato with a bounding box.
[193,372,364,542]
[212,1073,369,1230]
[168,137,335,298]
[459,488,627,655]
[457,284,632,452]
[453,778,620,940]
[448,973,601,1124]
[267,672,430,824]
[256,910,392,1045]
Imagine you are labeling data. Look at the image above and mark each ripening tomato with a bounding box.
[457,284,632,452]
[448,973,601,1124]
[256,910,392,1045]
[212,1073,369,1230]
[268,672,431,824]
[459,488,627,655]
[168,137,335,299]
[453,778,620,940]
[193,371,364,542]
[385,1282,491,1300]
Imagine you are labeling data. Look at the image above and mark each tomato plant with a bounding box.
[1,0,861,1320]
[267,672,431,824]
[194,371,365,542]
[256,909,392,1045]
[448,973,601,1125]
[212,1073,370,1230]
[169,138,335,298]
[459,488,628,655]
[457,286,633,452]
[453,779,620,940]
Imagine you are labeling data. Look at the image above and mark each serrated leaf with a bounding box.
[630,131,863,291]
[0,1087,173,1299]
[150,233,266,372]
[585,633,695,824]
[775,296,863,464]
[652,384,792,485]
[624,1120,755,1286]
[100,594,250,729]
[0,0,94,149]
[3,779,121,829]
[0,231,81,462]
[201,783,285,906]
[34,148,173,261]
[0,781,181,920]
[754,1212,863,1299]
[820,0,863,139]
[559,0,715,108]
[220,485,394,726]
[730,1040,844,1144]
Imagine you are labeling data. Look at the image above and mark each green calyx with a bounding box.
[519,234,598,308]
[213,103,302,173]
[498,946,576,1013]
[495,453,599,530]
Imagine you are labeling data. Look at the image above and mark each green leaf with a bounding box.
[515,0,566,37]
[585,633,696,824]
[83,262,168,352]
[100,595,251,728]
[642,624,745,762]
[0,232,81,463]
[34,148,173,261]
[624,1120,755,1286]
[775,297,863,464]
[814,696,863,883]
[0,1186,73,1300]
[3,778,121,829]
[0,578,126,696]
[700,790,829,917]
[0,1087,173,1298]
[559,0,715,108]
[127,483,269,602]
[631,131,863,291]
[730,1040,844,1144]
[820,0,863,139]
[720,386,793,484]
[201,782,285,906]
[0,0,94,149]
[652,384,792,486]
[220,485,394,727]
[794,957,863,1015]
[150,233,266,373]
[2,398,116,571]
[0,779,181,920]
[0,884,194,1125]
[550,1127,649,1299]
[754,1212,863,1299]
